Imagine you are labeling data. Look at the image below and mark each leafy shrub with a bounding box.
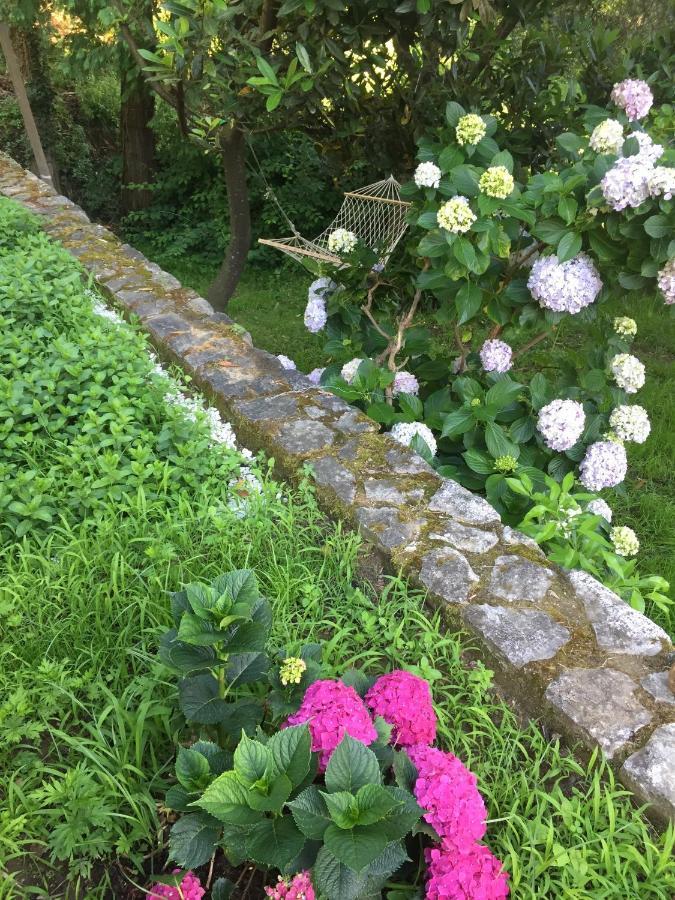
[161,570,508,899]
[296,78,673,615]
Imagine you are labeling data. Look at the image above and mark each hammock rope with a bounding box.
[257,171,412,270]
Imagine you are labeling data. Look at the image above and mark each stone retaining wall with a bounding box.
[2,152,674,824]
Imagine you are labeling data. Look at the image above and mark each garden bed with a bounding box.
[1,186,675,898]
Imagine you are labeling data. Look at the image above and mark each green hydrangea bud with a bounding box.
[280,657,307,686]
[495,455,518,473]
[456,113,487,146]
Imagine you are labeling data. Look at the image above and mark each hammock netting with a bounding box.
[258,175,411,271]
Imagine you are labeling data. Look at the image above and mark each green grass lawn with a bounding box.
[3,200,675,898]
[163,252,675,634]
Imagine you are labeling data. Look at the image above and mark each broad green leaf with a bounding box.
[556,231,582,262]
[445,101,465,126]
[354,784,402,826]
[168,812,221,869]
[485,377,524,408]
[227,651,269,686]
[463,448,495,475]
[218,698,263,738]
[484,421,519,459]
[246,816,305,869]
[378,787,423,841]
[288,785,332,839]
[455,282,482,324]
[322,790,360,829]
[159,630,216,673]
[194,772,262,826]
[178,674,228,725]
[556,132,584,155]
[325,735,381,794]
[233,733,270,786]
[267,724,312,787]
[313,847,367,900]
[644,215,671,239]
[176,747,211,793]
[441,406,475,438]
[324,823,388,873]
[248,773,292,812]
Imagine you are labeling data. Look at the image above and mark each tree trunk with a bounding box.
[207,127,252,311]
[120,64,156,214]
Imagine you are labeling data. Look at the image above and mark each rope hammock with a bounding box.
[258,176,412,271]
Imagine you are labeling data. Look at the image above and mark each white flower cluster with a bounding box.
[527,253,602,315]
[613,316,637,337]
[456,114,486,146]
[277,354,297,370]
[414,161,442,189]
[610,525,640,557]
[579,440,628,491]
[390,421,437,456]
[392,370,420,396]
[648,166,675,201]
[536,399,586,451]
[609,405,651,443]
[341,357,365,384]
[164,388,238,449]
[589,119,624,155]
[478,166,514,199]
[657,259,675,306]
[587,498,612,522]
[600,133,666,211]
[610,353,645,393]
[327,228,358,255]
[304,277,335,334]
[437,196,476,234]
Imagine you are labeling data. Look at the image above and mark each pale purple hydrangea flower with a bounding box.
[579,440,628,491]
[415,161,442,189]
[587,498,612,522]
[648,166,675,200]
[609,405,651,443]
[303,277,335,333]
[340,357,365,384]
[627,132,663,166]
[277,354,296,370]
[392,370,420,396]
[527,254,602,314]
[390,421,437,456]
[611,79,654,121]
[307,367,325,385]
[601,157,652,210]
[479,339,512,373]
[537,399,586,451]
[657,259,675,305]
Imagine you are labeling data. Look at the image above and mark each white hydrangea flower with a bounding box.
[341,357,365,384]
[613,316,637,337]
[589,119,624,154]
[610,525,640,557]
[587,498,612,522]
[537,399,586,451]
[609,405,651,443]
[414,161,442,189]
[277,354,296,370]
[390,421,437,456]
[610,353,645,393]
[437,196,476,234]
[628,131,663,166]
[478,166,515,199]
[327,228,358,254]
[648,166,675,200]
[392,371,419,396]
[456,114,486,146]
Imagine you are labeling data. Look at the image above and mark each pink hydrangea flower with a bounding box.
[149,871,205,900]
[610,79,653,121]
[265,870,315,899]
[410,745,487,851]
[284,679,378,771]
[365,670,437,748]
[425,843,509,899]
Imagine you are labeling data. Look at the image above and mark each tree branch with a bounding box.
[114,8,181,113]
[513,328,555,359]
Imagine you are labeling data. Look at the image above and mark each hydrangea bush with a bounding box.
[158,575,508,898]
[296,81,673,614]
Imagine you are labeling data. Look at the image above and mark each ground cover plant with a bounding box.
[1,198,674,898]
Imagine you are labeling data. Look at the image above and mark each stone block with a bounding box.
[545,668,652,759]
[418,548,479,605]
[310,456,357,504]
[489,555,554,603]
[621,723,675,822]
[463,604,570,668]
[428,479,501,525]
[428,521,499,554]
